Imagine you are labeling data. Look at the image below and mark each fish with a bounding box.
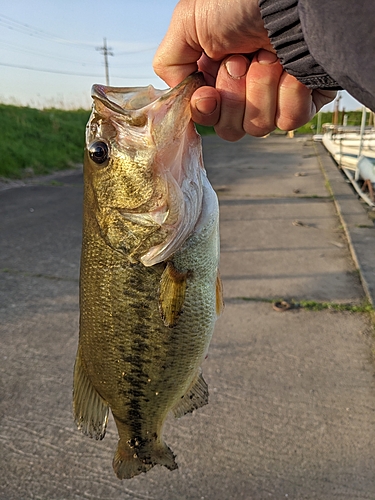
[73,73,223,480]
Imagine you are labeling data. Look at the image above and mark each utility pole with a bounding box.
[316,111,322,134]
[358,105,367,157]
[333,92,342,127]
[96,38,113,85]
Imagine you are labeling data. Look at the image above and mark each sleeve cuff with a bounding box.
[259,0,342,89]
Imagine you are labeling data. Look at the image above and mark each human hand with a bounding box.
[153,0,336,140]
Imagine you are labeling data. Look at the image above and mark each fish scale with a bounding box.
[73,73,222,479]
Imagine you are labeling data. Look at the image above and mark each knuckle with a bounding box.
[248,125,274,137]
[277,107,307,130]
[244,118,275,137]
[215,125,245,142]
[277,117,302,131]
[193,115,218,127]
[152,58,163,78]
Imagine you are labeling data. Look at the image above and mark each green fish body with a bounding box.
[73,74,222,479]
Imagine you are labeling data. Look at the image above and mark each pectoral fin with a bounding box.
[73,348,109,440]
[216,271,224,317]
[159,261,189,327]
[172,371,209,418]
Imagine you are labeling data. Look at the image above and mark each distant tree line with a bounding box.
[296,110,374,135]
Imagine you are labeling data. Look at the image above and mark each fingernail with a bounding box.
[257,50,278,65]
[195,97,218,115]
[225,55,249,79]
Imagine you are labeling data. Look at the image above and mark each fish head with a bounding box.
[84,73,206,265]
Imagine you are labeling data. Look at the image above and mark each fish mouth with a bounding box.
[156,72,205,104]
[91,72,205,121]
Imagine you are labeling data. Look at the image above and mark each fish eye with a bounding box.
[88,140,109,165]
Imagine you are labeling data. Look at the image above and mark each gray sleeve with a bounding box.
[259,0,340,89]
[259,0,375,111]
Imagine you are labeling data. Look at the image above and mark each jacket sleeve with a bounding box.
[259,0,375,111]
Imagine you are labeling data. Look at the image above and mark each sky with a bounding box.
[0,0,364,111]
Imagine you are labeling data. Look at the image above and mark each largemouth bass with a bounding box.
[73,73,223,480]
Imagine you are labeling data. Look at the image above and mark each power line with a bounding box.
[0,37,156,67]
[0,14,156,55]
[0,14,96,50]
[0,39,98,66]
[0,60,153,80]
[116,46,157,55]
[0,15,157,83]
[0,61,102,77]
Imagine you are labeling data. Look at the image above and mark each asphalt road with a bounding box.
[1,135,374,499]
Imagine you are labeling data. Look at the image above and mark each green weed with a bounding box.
[295,299,374,313]
[195,124,215,136]
[294,110,366,135]
[236,295,374,313]
[0,104,90,178]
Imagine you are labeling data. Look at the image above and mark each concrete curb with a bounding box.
[314,141,375,306]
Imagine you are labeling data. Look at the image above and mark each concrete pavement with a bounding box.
[0,135,374,499]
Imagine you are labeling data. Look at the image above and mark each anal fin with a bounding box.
[172,371,209,418]
[73,348,109,440]
[159,261,189,327]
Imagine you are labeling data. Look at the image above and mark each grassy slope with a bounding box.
[0,104,90,178]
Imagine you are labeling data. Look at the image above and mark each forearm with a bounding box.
[259,0,375,111]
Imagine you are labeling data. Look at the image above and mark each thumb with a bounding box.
[153,4,203,87]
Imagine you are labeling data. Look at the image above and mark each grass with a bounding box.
[0,103,90,178]
[295,110,368,135]
[236,295,374,313]
[195,124,215,136]
[295,299,374,313]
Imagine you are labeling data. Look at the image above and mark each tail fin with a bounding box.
[113,436,178,479]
